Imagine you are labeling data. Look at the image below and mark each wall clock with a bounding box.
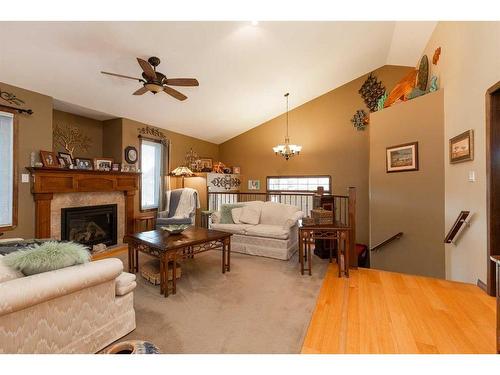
[124,146,138,164]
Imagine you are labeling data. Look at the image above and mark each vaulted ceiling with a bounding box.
[0,21,435,143]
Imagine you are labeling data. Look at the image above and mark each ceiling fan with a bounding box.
[101,56,199,101]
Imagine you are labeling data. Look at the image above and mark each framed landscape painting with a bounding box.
[386,142,419,173]
[449,130,474,163]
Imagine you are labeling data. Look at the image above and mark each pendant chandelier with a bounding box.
[273,93,302,160]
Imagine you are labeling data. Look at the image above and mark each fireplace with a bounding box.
[61,204,118,247]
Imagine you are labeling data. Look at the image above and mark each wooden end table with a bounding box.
[125,227,232,297]
[299,221,351,277]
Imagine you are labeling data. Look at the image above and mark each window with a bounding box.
[140,139,163,210]
[0,110,17,231]
[267,175,331,193]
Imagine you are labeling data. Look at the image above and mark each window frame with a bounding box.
[139,137,164,212]
[266,175,332,194]
[0,107,18,233]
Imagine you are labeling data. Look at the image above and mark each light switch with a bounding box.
[468,170,476,182]
[21,174,30,183]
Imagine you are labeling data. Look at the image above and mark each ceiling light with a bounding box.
[144,83,163,94]
[273,93,302,161]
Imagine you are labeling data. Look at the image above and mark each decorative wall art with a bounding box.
[232,166,241,174]
[198,158,213,172]
[449,130,474,164]
[416,55,429,91]
[386,142,419,173]
[185,148,199,172]
[248,180,261,190]
[351,109,369,131]
[384,70,418,108]
[358,73,386,112]
[377,91,388,111]
[39,150,59,168]
[53,124,92,158]
[207,173,241,192]
[137,126,169,146]
[432,47,441,65]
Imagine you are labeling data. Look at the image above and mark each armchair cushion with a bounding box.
[245,224,290,240]
[239,205,261,225]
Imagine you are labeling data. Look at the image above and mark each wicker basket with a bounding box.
[140,259,181,285]
[302,217,315,226]
[311,208,333,224]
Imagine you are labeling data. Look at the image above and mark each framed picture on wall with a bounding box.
[198,157,213,172]
[386,142,419,173]
[248,179,261,190]
[449,130,474,163]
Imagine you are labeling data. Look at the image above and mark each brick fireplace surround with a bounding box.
[27,168,139,240]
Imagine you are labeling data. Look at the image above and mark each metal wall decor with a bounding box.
[207,173,241,192]
[0,87,34,115]
[137,125,169,146]
[53,124,92,158]
[417,55,429,91]
[358,73,386,112]
[184,148,199,172]
[350,109,369,131]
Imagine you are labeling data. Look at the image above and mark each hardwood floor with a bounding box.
[91,245,128,261]
[301,264,496,354]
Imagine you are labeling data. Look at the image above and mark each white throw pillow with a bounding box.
[239,205,261,225]
[231,207,244,224]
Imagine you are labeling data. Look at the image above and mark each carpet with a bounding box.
[116,250,328,353]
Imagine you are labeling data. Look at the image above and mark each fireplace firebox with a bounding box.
[61,204,117,247]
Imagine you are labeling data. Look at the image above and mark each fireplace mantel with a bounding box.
[27,167,140,238]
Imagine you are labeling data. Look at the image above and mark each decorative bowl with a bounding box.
[160,224,190,234]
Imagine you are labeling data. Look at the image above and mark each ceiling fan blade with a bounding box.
[101,71,142,81]
[163,86,187,101]
[164,78,199,87]
[133,86,149,95]
[137,58,156,80]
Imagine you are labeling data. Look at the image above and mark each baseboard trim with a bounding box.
[476,278,488,293]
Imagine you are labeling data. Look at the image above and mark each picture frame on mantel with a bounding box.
[386,142,419,173]
[449,130,474,164]
[40,150,59,168]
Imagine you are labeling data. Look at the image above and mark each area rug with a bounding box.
[116,250,328,353]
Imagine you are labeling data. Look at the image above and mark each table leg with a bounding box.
[337,236,342,278]
[135,247,139,273]
[307,238,312,276]
[160,256,165,296]
[128,244,133,273]
[227,238,231,272]
[299,232,304,275]
[172,255,177,295]
[222,240,226,274]
[345,231,350,278]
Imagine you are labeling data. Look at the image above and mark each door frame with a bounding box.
[486,81,500,296]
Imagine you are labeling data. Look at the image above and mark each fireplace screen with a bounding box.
[61,204,117,247]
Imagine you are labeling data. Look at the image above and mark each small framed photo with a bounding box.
[450,130,474,164]
[386,142,419,173]
[57,157,68,168]
[198,157,213,172]
[58,152,74,167]
[112,163,121,172]
[40,150,59,168]
[94,158,113,171]
[248,179,261,190]
[121,164,130,172]
[232,166,241,174]
[74,158,93,170]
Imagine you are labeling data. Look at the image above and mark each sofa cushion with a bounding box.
[2,241,91,276]
[211,223,254,235]
[239,205,261,225]
[115,272,137,296]
[260,202,300,226]
[0,255,24,283]
[231,207,244,224]
[220,204,244,224]
[244,224,290,240]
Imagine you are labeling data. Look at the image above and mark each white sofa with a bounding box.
[211,201,304,260]
[0,255,136,354]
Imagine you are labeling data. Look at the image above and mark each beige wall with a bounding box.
[219,65,412,244]
[52,110,104,159]
[102,118,123,162]
[0,81,53,239]
[420,22,500,284]
[369,90,445,278]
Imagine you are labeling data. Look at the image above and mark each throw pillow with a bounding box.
[0,255,24,283]
[239,205,261,225]
[220,204,244,224]
[231,207,244,224]
[3,241,91,276]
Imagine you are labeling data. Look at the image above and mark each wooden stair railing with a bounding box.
[371,232,403,252]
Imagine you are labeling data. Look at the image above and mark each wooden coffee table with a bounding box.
[124,227,232,297]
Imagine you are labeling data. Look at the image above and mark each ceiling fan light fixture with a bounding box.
[145,83,163,93]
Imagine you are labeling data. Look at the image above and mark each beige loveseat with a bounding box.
[0,256,136,354]
[211,201,304,260]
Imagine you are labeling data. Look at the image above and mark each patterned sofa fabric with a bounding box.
[0,258,136,353]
